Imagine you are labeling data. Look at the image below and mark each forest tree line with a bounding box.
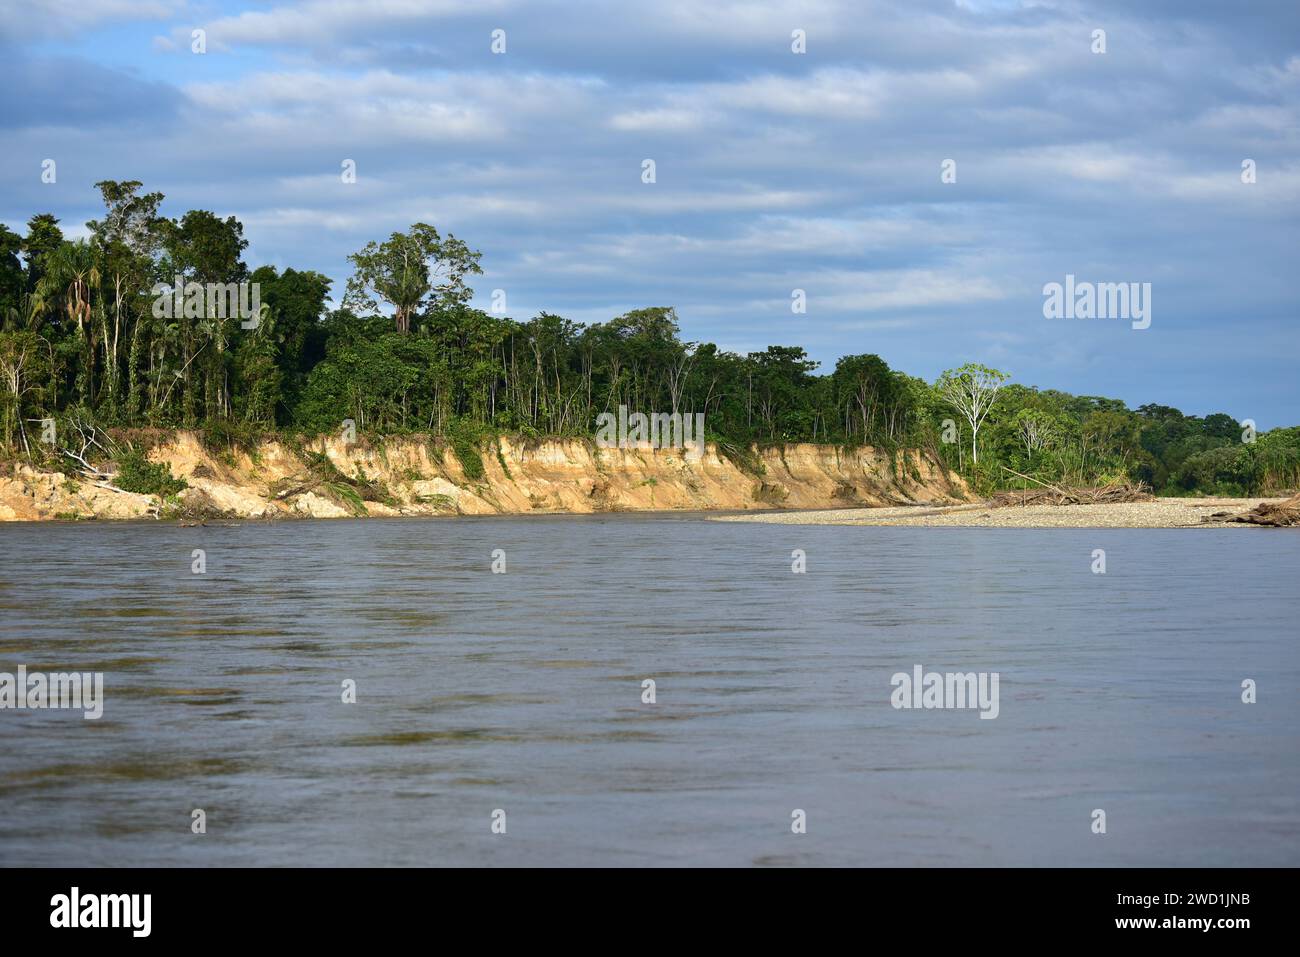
[1,181,1297,496]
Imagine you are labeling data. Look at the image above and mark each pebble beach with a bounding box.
[712,497,1287,529]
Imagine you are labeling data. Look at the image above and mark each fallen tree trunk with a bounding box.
[991,470,1154,507]
[1205,493,1300,527]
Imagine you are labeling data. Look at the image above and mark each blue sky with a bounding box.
[2,0,1297,426]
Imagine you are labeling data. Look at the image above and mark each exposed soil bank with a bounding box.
[712,497,1291,529]
[0,433,968,522]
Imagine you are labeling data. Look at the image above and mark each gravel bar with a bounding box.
[710,497,1287,529]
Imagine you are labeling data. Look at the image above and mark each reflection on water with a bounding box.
[0,516,1297,866]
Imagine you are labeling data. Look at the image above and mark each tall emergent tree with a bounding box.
[343,223,482,335]
[937,362,1008,466]
[161,208,250,422]
[87,180,167,416]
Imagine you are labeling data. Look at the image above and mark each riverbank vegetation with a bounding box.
[2,180,1296,497]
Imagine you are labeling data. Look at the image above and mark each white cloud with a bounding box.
[609,108,710,133]
[170,0,513,49]
[806,268,1008,312]
[1,0,181,37]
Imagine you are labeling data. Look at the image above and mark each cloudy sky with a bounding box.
[2,0,1297,425]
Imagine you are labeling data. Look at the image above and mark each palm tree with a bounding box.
[35,241,99,334]
[36,241,100,403]
[2,292,42,333]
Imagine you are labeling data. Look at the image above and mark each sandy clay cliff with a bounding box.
[0,433,969,521]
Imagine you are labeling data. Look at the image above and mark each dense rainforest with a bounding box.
[1,181,1297,496]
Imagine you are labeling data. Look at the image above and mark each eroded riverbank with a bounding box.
[0,433,967,522]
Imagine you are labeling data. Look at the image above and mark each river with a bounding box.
[1,516,1296,866]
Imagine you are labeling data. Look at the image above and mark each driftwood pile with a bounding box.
[990,468,1154,508]
[55,417,163,518]
[1205,493,1300,527]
